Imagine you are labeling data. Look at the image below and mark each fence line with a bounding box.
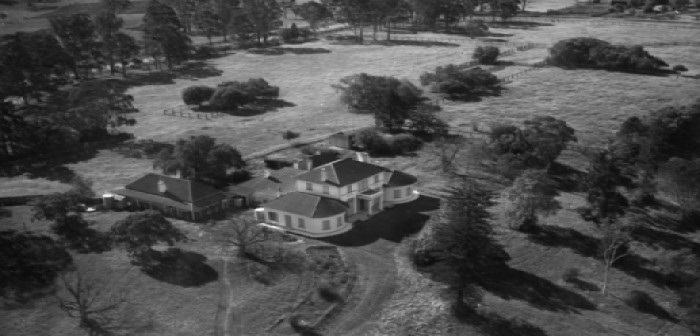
[512,15,700,30]
[162,105,224,120]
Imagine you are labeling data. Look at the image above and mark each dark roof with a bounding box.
[124,173,224,207]
[385,170,418,187]
[226,167,303,196]
[306,152,340,168]
[263,192,348,218]
[113,188,192,211]
[296,158,388,186]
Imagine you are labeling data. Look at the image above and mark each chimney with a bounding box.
[277,188,282,198]
[264,169,271,178]
[320,167,328,181]
[355,152,364,162]
[157,180,167,193]
[174,169,182,179]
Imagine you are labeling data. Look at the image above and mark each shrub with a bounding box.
[289,315,315,334]
[548,37,668,72]
[282,130,300,140]
[182,86,215,106]
[389,133,423,154]
[562,267,581,283]
[227,169,252,184]
[208,85,255,111]
[473,46,500,64]
[355,129,392,156]
[420,65,501,100]
[281,23,300,42]
[243,78,280,98]
[673,64,688,72]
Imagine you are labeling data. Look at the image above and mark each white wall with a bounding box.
[384,184,416,204]
[296,172,386,202]
[261,208,349,237]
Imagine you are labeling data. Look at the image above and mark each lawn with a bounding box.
[0,207,223,336]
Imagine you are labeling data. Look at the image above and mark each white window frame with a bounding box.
[298,218,305,229]
[306,182,313,191]
[336,216,343,227]
[267,211,278,222]
[394,189,401,199]
[323,185,330,195]
[322,220,331,230]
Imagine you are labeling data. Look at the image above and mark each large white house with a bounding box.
[254,153,419,237]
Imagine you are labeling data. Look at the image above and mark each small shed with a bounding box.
[329,132,357,149]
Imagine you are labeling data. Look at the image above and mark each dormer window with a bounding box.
[306,182,313,191]
[157,180,167,193]
[374,174,380,183]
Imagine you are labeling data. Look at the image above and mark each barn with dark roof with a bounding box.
[113,173,227,221]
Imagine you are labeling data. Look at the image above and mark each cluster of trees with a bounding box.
[280,23,314,43]
[335,73,447,135]
[548,37,669,73]
[188,0,283,45]
[181,78,280,111]
[153,135,245,186]
[420,65,501,101]
[472,45,500,64]
[355,128,424,156]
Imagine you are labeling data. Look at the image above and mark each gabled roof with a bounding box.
[226,167,304,196]
[263,192,348,218]
[124,173,224,207]
[296,158,388,186]
[385,170,418,187]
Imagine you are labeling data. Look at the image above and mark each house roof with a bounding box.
[123,173,224,207]
[226,167,304,197]
[296,158,389,186]
[113,188,193,211]
[263,192,348,218]
[385,170,418,187]
[302,152,340,168]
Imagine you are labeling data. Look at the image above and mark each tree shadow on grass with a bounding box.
[63,229,113,254]
[122,71,176,87]
[567,278,600,292]
[454,304,548,336]
[631,225,700,255]
[528,224,685,289]
[625,290,680,323]
[229,99,295,116]
[487,21,554,29]
[372,40,460,47]
[547,162,586,192]
[140,248,218,287]
[248,47,331,55]
[173,61,224,80]
[477,267,597,313]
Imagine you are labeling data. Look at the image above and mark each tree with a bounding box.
[430,178,509,306]
[56,269,127,331]
[420,65,501,101]
[522,116,577,169]
[599,216,637,294]
[111,211,186,264]
[293,1,330,35]
[242,0,283,45]
[498,0,519,21]
[113,32,140,77]
[153,135,245,185]
[0,32,73,104]
[658,158,700,217]
[0,231,73,301]
[548,37,668,72]
[226,215,269,256]
[408,0,474,29]
[31,192,85,222]
[407,106,448,135]
[144,0,192,69]
[196,9,221,44]
[432,136,464,173]
[335,73,426,132]
[208,85,256,110]
[214,0,242,41]
[505,169,560,231]
[50,14,102,79]
[95,10,125,75]
[182,85,215,106]
[584,150,631,222]
[472,45,499,64]
[61,80,138,138]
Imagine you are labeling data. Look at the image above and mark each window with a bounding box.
[322,220,331,230]
[394,189,401,199]
[267,211,278,222]
[347,184,353,193]
[323,185,330,195]
[374,175,379,183]
[306,182,313,191]
[359,179,368,190]
[406,187,412,195]
[337,217,343,227]
[298,218,305,229]
[256,211,265,221]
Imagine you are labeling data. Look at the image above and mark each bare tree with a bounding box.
[56,270,127,333]
[432,136,464,174]
[227,215,269,257]
[600,217,637,295]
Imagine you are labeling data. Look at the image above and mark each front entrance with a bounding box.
[358,199,368,211]
[284,214,292,228]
